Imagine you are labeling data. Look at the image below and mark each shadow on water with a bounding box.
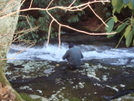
[7,61,134,101]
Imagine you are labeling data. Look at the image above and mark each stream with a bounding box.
[6,41,134,101]
[7,42,134,66]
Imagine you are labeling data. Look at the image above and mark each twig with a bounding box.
[68,0,76,8]
[58,25,61,49]
[19,15,33,28]
[0,0,112,60]
[29,0,33,8]
[88,4,108,27]
[46,0,54,9]
[61,24,116,35]
[0,0,110,19]
[46,18,54,47]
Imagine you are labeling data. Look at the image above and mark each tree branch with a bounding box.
[0,0,114,49]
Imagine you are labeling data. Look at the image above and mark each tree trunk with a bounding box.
[0,0,23,100]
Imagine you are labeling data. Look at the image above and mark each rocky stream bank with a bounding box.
[6,33,134,101]
[5,59,134,101]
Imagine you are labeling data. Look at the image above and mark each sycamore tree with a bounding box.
[0,0,115,100]
[0,0,24,100]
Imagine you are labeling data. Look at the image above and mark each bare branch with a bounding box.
[58,25,61,49]
[46,0,54,9]
[68,0,76,8]
[0,0,110,19]
[20,0,26,8]
[12,26,39,42]
[19,15,33,28]
[0,0,114,53]
[0,39,35,61]
[29,0,33,8]
[88,4,108,27]
[46,18,55,47]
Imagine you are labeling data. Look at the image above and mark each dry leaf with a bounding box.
[0,83,16,101]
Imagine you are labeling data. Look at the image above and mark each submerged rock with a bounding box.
[6,60,134,101]
[29,94,49,101]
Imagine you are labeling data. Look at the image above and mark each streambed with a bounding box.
[5,60,134,101]
[6,42,134,101]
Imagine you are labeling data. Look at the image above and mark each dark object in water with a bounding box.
[103,89,134,101]
[9,78,35,86]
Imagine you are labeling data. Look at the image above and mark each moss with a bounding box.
[0,48,23,101]
[131,93,134,97]
[19,93,42,101]
[64,97,81,101]
[13,91,24,101]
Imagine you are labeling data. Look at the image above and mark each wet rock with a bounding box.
[111,93,134,101]
[29,94,49,101]
[106,89,134,101]
[5,60,134,101]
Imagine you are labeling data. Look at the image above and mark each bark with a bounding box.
[0,0,23,101]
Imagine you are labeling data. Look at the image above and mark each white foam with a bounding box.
[7,42,134,63]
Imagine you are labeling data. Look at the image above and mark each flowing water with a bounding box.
[6,42,134,101]
[7,42,134,66]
